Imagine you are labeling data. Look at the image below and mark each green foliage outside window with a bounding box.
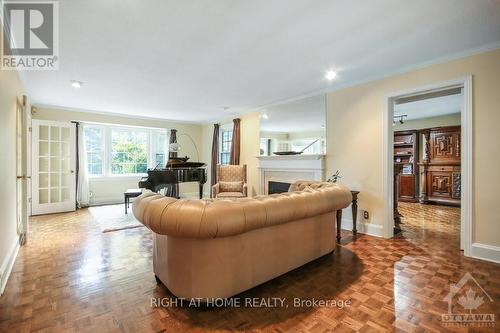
[111,130,148,174]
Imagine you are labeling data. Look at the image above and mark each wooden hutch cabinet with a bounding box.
[419,126,461,206]
[394,130,419,202]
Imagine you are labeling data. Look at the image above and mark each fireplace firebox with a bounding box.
[268,181,291,194]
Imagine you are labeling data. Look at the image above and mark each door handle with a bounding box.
[16,176,31,179]
[70,170,75,174]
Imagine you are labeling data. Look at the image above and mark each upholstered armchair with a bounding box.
[212,164,248,198]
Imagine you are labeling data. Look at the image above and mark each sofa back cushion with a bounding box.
[133,180,352,239]
[288,181,333,192]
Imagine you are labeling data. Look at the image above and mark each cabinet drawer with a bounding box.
[428,171,452,198]
[429,165,458,172]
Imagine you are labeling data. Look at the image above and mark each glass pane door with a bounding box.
[32,120,76,215]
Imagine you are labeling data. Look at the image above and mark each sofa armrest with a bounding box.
[212,183,220,198]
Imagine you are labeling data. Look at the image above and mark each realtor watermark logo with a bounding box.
[1,0,59,70]
[151,297,352,309]
[441,272,495,328]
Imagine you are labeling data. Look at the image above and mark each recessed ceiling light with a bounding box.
[325,70,337,81]
[261,113,269,120]
[70,80,83,88]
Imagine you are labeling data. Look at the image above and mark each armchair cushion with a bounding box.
[219,181,244,193]
[216,191,246,198]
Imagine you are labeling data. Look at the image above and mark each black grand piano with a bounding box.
[138,161,207,199]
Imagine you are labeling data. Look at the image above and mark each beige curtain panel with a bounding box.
[230,118,240,165]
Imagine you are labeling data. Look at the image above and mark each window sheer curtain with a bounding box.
[210,124,220,196]
[77,123,90,208]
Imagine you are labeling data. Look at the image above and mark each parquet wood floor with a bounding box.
[0,203,498,332]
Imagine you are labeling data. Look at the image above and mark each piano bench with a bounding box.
[124,189,142,214]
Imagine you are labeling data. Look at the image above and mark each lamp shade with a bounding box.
[169,142,181,152]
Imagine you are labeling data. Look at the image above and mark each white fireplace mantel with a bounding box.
[257,154,326,194]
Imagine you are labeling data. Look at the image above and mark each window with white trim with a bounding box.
[153,131,167,168]
[220,128,232,165]
[83,124,168,177]
[84,127,104,176]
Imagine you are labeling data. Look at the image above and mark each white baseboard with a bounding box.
[340,217,385,238]
[0,235,20,295]
[89,196,123,206]
[470,243,500,264]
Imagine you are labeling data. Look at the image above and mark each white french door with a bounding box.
[16,96,30,243]
[32,120,76,215]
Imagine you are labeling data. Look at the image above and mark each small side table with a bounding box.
[124,189,142,214]
[336,190,360,243]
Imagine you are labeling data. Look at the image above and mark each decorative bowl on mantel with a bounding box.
[273,151,303,156]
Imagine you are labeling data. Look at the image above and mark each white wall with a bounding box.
[0,27,26,293]
[33,107,205,204]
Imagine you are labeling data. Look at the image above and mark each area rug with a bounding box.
[89,204,144,233]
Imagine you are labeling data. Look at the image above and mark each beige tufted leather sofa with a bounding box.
[133,180,352,299]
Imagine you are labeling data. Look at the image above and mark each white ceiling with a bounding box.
[21,0,500,123]
[394,94,462,120]
[260,95,325,133]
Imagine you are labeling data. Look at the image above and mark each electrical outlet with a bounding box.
[363,211,369,219]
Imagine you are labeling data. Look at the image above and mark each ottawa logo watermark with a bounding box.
[1,0,59,70]
[441,272,495,327]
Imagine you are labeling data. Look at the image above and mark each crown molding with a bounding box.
[27,42,500,125]
[33,104,205,126]
[237,42,500,118]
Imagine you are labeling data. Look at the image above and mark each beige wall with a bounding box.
[326,49,500,247]
[0,29,25,288]
[240,113,261,196]
[33,107,204,203]
[200,123,215,197]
